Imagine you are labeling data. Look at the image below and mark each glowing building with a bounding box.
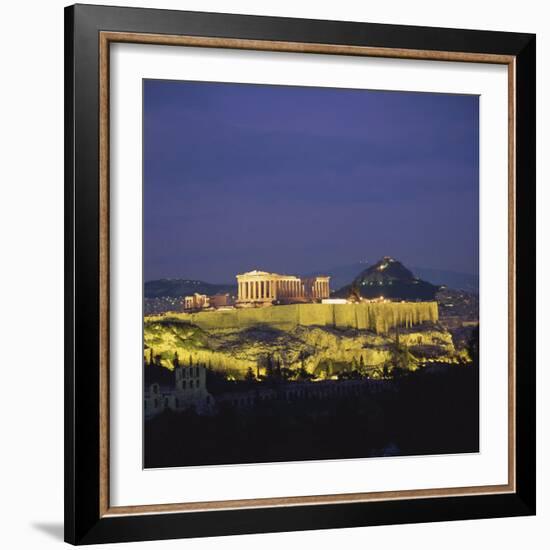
[236,270,330,305]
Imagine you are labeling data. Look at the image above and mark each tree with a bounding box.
[264,353,275,378]
[148,347,154,366]
[348,281,362,303]
[244,367,256,382]
[296,365,310,380]
[173,351,180,369]
[275,357,282,378]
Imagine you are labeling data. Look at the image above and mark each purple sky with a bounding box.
[144,80,479,284]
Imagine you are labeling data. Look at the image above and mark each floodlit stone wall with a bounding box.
[151,302,438,334]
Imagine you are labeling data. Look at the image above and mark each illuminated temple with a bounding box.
[236,270,330,305]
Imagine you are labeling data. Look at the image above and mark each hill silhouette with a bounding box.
[334,257,439,301]
[144,279,235,299]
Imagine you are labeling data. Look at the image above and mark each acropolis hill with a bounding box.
[143,258,470,378]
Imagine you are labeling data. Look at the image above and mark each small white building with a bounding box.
[144,364,215,418]
[183,293,210,311]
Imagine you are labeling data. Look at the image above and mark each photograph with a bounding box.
[142,79,480,469]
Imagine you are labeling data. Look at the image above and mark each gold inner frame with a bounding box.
[98,31,516,517]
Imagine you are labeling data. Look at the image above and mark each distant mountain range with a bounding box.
[333,257,439,301]
[144,279,235,299]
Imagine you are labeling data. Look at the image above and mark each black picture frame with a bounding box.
[65,3,536,545]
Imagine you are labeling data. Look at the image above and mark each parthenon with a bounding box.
[236,270,330,305]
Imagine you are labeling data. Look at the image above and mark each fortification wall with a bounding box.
[153,302,438,334]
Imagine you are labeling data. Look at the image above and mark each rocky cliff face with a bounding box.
[144,318,460,379]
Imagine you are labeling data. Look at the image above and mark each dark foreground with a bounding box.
[144,365,479,468]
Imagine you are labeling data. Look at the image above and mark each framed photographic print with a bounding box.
[64,4,536,545]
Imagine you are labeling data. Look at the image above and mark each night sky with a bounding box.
[144,79,479,284]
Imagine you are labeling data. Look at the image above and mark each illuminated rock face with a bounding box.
[144,301,447,379]
[143,311,454,379]
[236,270,330,304]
